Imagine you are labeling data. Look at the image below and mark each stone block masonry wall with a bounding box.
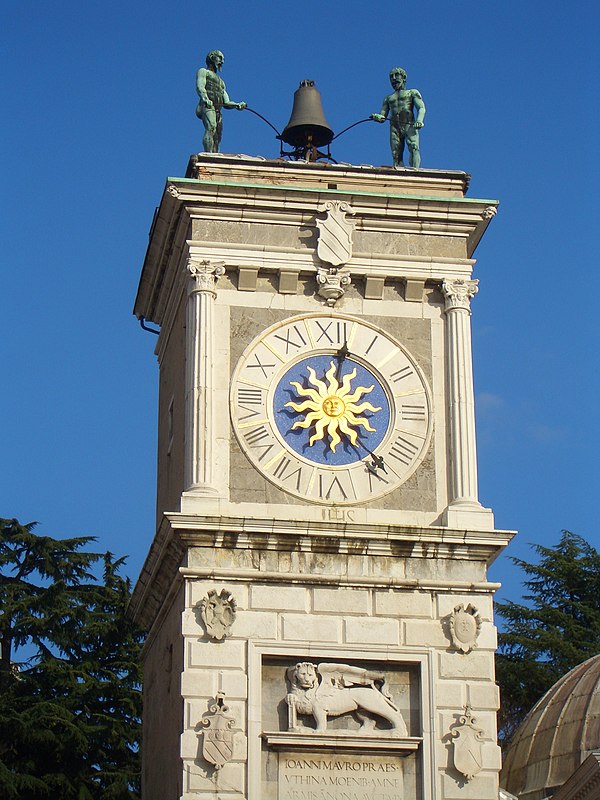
[179,568,501,800]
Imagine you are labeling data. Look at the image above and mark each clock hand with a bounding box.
[350,435,387,475]
[335,340,350,383]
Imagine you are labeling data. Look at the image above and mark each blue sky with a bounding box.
[3,1,598,603]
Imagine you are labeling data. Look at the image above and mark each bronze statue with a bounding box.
[195,50,246,153]
[371,67,425,168]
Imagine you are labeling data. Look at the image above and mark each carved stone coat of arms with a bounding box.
[315,201,354,266]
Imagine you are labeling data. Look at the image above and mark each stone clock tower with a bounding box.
[131,154,514,800]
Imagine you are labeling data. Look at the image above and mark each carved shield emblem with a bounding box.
[201,693,236,770]
[316,201,354,266]
[449,603,482,653]
[200,589,237,640]
[452,705,484,781]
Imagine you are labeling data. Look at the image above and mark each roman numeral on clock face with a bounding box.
[401,403,426,420]
[273,325,307,354]
[313,319,350,346]
[246,353,276,378]
[271,456,304,491]
[236,387,264,421]
[317,472,354,501]
[390,365,413,383]
[242,425,277,462]
[237,387,262,405]
[388,435,419,465]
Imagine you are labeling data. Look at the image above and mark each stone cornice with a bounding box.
[129,511,515,630]
[134,161,498,324]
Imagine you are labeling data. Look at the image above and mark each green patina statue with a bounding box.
[371,67,426,168]
[195,50,246,153]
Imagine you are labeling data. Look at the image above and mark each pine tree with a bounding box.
[496,530,600,746]
[0,518,144,799]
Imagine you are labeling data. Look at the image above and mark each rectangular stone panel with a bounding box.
[252,585,307,612]
[344,617,399,646]
[281,614,341,643]
[375,590,433,619]
[313,587,370,615]
[189,639,246,670]
[278,752,411,800]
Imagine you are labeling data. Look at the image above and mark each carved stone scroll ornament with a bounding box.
[285,661,407,736]
[316,267,351,307]
[200,589,237,640]
[315,201,354,266]
[451,705,485,781]
[187,259,225,296]
[441,278,479,313]
[200,692,236,770]
[449,603,482,653]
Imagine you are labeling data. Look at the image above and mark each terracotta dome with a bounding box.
[501,654,600,799]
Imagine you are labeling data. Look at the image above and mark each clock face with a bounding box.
[230,313,432,505]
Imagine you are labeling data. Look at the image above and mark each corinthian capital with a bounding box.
[442,279,479,313]
[187,259,225,295]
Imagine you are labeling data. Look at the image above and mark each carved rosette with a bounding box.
[316,267,351,307]
[315,200,355,266]
[449,604,482,653]
[451,705,485,781]
[200,692,236,770]
[200,589,237,640]
[441,279,479,313]
[187,259,225,297]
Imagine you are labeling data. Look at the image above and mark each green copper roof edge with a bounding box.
[166,177,499,206]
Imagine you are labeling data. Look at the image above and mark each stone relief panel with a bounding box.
[199,589,237,640]
[285,662,408,736]
[259,657,422,800]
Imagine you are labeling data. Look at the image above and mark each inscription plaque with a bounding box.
[279,752,403,800]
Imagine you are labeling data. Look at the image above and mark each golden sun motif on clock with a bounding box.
[285,361,381,452]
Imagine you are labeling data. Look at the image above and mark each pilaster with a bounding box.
[184,259,224,494]
[441,278,494,530]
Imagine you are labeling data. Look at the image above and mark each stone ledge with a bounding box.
[263,731,421,752]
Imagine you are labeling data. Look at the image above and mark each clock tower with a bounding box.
[131,154,514,800]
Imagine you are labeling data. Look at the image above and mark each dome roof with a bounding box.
[501,654,600,799]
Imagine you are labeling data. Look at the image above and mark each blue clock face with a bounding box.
[273,355,391,467]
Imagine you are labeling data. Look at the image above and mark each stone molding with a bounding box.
[262,732,420,751]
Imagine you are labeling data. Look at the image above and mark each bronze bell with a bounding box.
[280,80,334,155]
